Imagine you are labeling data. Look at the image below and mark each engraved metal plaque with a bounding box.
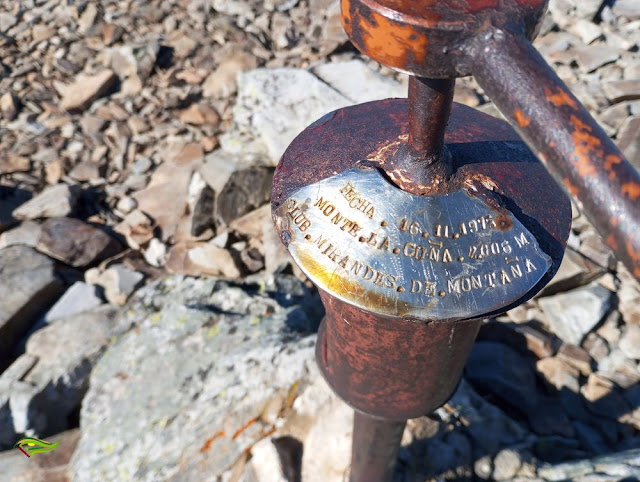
[275,168,551,320]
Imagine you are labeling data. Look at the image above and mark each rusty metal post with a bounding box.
[350,412,406,482]
[271,1,639,480]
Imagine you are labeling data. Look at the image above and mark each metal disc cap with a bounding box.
[274,167,551,321]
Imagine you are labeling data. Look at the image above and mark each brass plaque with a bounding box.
[274,168,551,320]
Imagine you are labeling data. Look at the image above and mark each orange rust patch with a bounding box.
[563,177,579,196]
[604,154,623,180]
[626,238,640,278]
[570,115,600,178]
[606,234,619,252]
[199,431,225,453]
[622,182,640,200]
[514,108,530,128]
[357,9,428,71]
[341,0,352,29]
[545,86,578,110]
[232,417,259,440]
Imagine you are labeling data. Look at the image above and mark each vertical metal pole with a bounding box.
[350,412,407,482]
[407,76,455,164]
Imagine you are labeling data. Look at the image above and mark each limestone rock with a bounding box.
[12,184,79,221]
[59,70,117,112]
[220,68,350,164]
[313,60,406,103]
[69,275,320,481]
[37,217,122,268]
[0,246,62,363]
[539,284,611,345]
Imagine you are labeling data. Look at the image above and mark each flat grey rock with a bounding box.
[12,184,79,221]
[44,281,104,323]
[0,246,62,363]
[539,283,611,345]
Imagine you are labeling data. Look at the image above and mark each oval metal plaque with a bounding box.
[274,168,551,320]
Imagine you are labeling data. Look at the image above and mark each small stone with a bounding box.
[0,246,62,361]
[179,104,220,126]
[474,455,493,480]
[0,92,19,121]
[187,173,215,238]
[492,449,522,481]
[0,154,29,175]
[0,220,41,249]
[116,196,137,215]
[132,155,200,242]
[202,50,258,99]
[581,374,630,420]
[596,311,621,346]
[13,184,79,220]
[536,357,581,393]
[579,230,616,271]
[143,238,166,267]
[110,43,160,86]
[37,217,122,267]
[582,333,609,363]
[541,248,603,295]
[602,80,640,104]
[187,243,242,278]
[102,23,124,46]
[539,284,611,345]
[31,24,56,43]
[575,46,620,73]
[557,344,592,376]
[78,3,98,33]
[597,348,640,389]
[69,161,102,182]
[0,13,17,33]
[91,265,144,305]
[617,116,640,169]
[619,325,640,360]
[60,70,117,112]
[175,142,205,165]
[567,19,602,44]
[44,282,103,323]
[613,0,640,19]
[114,210,154,250]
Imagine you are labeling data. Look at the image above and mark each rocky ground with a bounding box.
[0,0,639,481]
